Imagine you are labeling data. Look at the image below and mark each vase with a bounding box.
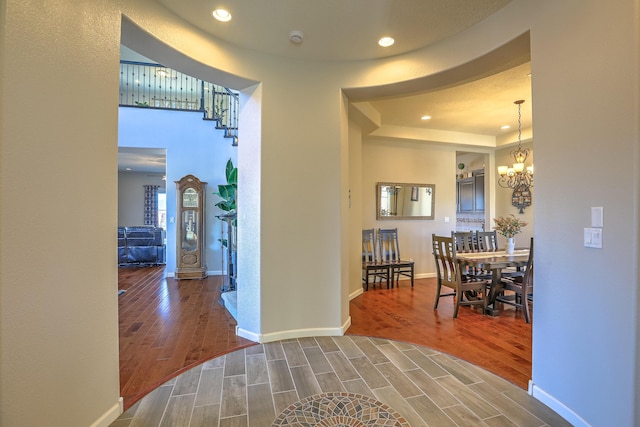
[506,237,515,254]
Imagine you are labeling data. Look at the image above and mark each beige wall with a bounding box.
[360,138,458,283]
[1,1,122,425]
[1,0,638,426]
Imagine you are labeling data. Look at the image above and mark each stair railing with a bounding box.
[119,60,238,145]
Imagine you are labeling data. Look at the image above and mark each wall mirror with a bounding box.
[376,182,435,220]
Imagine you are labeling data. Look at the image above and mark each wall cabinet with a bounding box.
[457,170,484,212]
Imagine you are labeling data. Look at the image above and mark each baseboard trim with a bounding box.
[237,317,352,344]
[350,287,363,300]
[529,382,589,427]
[90,397,123,427]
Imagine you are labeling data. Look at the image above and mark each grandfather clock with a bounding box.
[175,175,207,279]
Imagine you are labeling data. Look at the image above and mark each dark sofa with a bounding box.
[118,226,166,266]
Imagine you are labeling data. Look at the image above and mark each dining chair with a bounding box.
[451,231,477,252]
[496,237,534,323]
[362,229,389,290]
[377,228,414,288]
[452,231,481,280]
[432,234,488,318]
[476,230,499,251]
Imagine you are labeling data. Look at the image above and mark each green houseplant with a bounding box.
[214,158,237,291]
[214,158,237,215]
[214,158,237,247]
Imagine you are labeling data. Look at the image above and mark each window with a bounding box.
[157,192,167,229]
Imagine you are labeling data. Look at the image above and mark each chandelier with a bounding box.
[497,99,533,213]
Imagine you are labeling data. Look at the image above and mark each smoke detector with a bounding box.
[289,30,304,44]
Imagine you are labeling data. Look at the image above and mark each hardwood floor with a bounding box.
[117,267,531,410]
[348,279,532,390]
[118,266,254,409]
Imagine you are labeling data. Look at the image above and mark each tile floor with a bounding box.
[110,336,570,427]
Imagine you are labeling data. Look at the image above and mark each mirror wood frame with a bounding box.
[376,182,436,220]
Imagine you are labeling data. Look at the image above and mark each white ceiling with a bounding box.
[157,0,512,62]
[118,147,166,174]
[121,0,530,173]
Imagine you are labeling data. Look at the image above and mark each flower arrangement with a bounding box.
[493,214,527,238]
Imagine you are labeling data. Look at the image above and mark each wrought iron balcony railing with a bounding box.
[119,60,238,145]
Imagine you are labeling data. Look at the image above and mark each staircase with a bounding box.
[119,60,239,145]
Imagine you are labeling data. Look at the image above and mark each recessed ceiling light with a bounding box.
[501,125,511,130]
[421,115,431,121]
[378,36,394,47]
[212,8,232,22]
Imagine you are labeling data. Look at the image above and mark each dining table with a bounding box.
[456,249,530,316]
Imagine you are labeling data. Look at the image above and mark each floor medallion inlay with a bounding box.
[271,392,410,427]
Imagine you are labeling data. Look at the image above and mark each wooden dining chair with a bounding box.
[476,230,499,251]
[496,237,534,323]
[378,228,414,288]
[432,234,488,318]
[361,229,389,290]
[451,231,477,252]
[452,231,481,280]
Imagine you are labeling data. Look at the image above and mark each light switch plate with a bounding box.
[584,227,603,248]
[591,207,604,227]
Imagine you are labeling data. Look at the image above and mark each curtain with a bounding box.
[144,185,160,226]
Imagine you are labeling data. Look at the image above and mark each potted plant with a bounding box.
[214,158,237,291]
[493,214,527,254]
[214,158,237,225]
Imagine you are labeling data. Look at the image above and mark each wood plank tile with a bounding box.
[405,395,457,427]
[376,343,418,371]
[194,367,224,406]
[128,384,173,427]
[333,336,365,358]
[267,359,295,392]
[483,415,520,427]
[271,390,300,415]
[289,365,322,398]
[502,388,573,427]
[469,381,545,426]
[172,365,202,396]
[341,378,374,396]
[314,336,341,353]
[351,336,391,364]
[442,403,487,427]
[159,394,196,427]
[437,375,501,419]
[264,342,285,361]
[219,375,247,418]
[372,385,429,427]
[281,340,308,367]
[348,356,390,389]
[189,404,220,427]
[403,368,460,408]
[218,415,247,427]
[315,372,346,393]
[401,348,449,378]
[247,383,276,426]
[302,346,333,374]
[246,353,269,385]
[430,353,483,385]
[375,362,422,398]
[325,352,361,382]
[223,348,245,377]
